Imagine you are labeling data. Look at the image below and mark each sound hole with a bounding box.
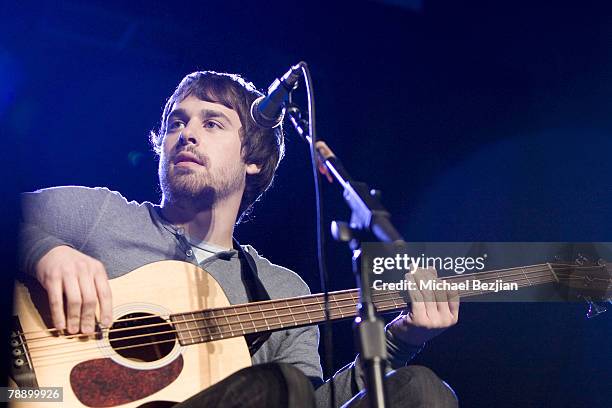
[108,313,176,362]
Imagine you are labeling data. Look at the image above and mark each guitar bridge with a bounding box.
[10,315,38,387]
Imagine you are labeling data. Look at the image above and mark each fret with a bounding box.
[235,306,246,334]
[265,303,281,327]
[226,308,237,337]
[223,306,237,331]
[258,304,270,331]
[183,313,197,343]
[300,297,313,324]
[244,305,257,333]
[316,299,327,321]
[188,314,198,344]
[547,263,559,282]
[312,296,322,317]
[334,296,344,319]
[267,303,279,329]
[215,312,225,336]
[251,304,264,332]
[219,309,228,339]
[202,311,214,341]
[521,267,532,286]
[392,295,401,309]
[172,314,187,345]
[290,301,299,326]
[197,313,208,342]
[183,313,197,345]
[272,303,281,327]
[280,300,295,326]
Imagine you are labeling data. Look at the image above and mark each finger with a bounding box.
[402,309,414,325]
[448,289,460,323]
[389,309,413,330]
[405,272,426,318]
[63,273,82,334]
[433,278,450,315]
[94,267,113,327]
[45,274,66,331]
[78,270,97,334]
[415,268,438,322]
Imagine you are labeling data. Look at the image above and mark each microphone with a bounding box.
[250,62,305,128]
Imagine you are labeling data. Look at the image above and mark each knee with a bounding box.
[395,365,441,384]
[243,363,307,385]
[274,363,315,390]
[258,363,315,407]
[273,362,306,376]
[391,365,458,407]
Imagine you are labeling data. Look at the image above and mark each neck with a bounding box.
[160,195,240,249]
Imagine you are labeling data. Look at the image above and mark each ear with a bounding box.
[246,163,262,175]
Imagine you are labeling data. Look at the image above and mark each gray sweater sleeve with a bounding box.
[19,186,115,275]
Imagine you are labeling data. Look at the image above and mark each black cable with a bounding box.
[300,63,336,408]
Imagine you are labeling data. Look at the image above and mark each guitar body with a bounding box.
[11,261,252,407]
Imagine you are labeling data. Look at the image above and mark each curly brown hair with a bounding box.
[150,71,285,223]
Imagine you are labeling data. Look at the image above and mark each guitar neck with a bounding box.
[170,263,558,346]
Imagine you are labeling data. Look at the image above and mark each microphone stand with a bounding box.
[287,101,406,408]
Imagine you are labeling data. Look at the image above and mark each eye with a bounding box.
[168,119,185,132]
[203,120,222,129]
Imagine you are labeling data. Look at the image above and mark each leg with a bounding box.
[175,363,316,408]
[346,365,458,408]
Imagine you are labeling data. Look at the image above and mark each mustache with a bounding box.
[170,147,209,166]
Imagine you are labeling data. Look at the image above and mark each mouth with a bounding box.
[173,152,204,167]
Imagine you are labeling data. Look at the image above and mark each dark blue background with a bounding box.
[2,1,611,406]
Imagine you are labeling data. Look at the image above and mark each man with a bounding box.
[19,71,459,407]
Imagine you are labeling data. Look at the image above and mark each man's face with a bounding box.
[158,95,258,207]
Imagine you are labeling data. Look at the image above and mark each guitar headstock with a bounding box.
[550,255,612,318]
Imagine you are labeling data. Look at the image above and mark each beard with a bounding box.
[158,149,245,210]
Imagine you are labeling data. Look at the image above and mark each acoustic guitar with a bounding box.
[8,259,611,407]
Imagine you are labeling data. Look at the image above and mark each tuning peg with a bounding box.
[576,253,589,266]
[585,297,607,319]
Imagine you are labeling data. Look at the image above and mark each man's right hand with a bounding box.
[35,246,113,335]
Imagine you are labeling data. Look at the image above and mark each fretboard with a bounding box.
[170,263,558,346]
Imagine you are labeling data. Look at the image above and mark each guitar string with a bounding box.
[21,272,605,361]
[25,273,611,367]
[18,264,587,340]
[17,263,602,339]
[16,289,358,338]
[26,277,559,368]
[24,271,559,359]
[20,266,601,346]
[20,266,565,343]
[19,270,608,358]
[26,272,558,359]
[27,276,556,363]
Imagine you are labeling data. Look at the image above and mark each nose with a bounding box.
[178,124,198,146]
